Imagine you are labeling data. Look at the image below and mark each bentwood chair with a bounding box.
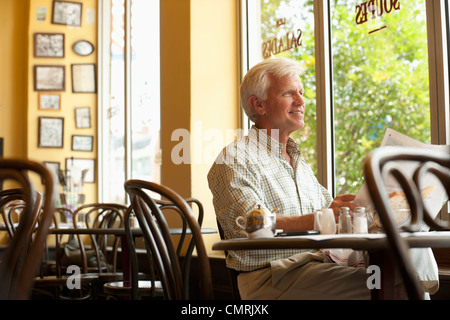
[363,146,450,300]
[0,188,27,238]
[33,203,129,300]
[0,159,56,300]
[71,203,128,274]
[122,180,214,300]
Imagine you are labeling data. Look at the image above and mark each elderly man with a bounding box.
[208,58,438,300]
[208,58,372,299]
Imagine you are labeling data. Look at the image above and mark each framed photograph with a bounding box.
[34,65,65,91]
[34,33,65,58]
[43,161,61,181]
[71,64,96,93]
[39,93,61,110]
[75,107,91,128]
[72,135,93,152]
[52,1,82,27]
[66,158,95,183]
[73,40,94,56]
[38,117,64,148]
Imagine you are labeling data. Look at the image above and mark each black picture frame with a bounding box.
[71,135,93,152]
[71,64,96,93]
[75,107,91,128]
[38,116,64,148]
[52,0,83,27]
[34,33,65,58]
[34,65,65,91]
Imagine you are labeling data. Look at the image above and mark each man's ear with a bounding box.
[248,95,265,116]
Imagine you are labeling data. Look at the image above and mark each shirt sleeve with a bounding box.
[208,158,267,240]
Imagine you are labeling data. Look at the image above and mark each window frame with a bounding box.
[97,0,161,203]
[240,0,450,196]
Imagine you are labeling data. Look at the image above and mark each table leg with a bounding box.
[369,249,396,300]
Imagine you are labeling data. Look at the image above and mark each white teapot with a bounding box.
[236,204,277,238]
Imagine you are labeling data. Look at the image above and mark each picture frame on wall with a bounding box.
[72,135,93,152]
[34,33,65,58]
[66,158,95,183]
[39,93,61,110]
[43,161,61,181]
[73,40,94,56]
[38,116,64,148]
[52,0,83,27]
[75,107,91,128]
[34,65,65,91]
[71,64,96,93]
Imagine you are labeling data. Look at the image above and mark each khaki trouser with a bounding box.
[237,249,438,300]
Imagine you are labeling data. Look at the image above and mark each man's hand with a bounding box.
[329,194,357,222]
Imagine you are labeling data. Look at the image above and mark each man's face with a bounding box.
[259,73,305,135]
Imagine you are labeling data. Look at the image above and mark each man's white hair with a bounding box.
[240,58,304,122]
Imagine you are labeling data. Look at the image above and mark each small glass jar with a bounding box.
[338,207,352,234]
[353,207,368,234]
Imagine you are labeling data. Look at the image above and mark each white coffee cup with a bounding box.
[314,209,336,234]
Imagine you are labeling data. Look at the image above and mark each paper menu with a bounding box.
[354,128,449,221]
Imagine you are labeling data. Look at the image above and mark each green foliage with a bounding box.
[260,0,431,195]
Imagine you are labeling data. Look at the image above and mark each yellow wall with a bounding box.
[160,0,192,199]
[0,0,29,159]
[161,0,239,252]
[27,0,98,203]
[1,0,240,254]
[190,0,239,252]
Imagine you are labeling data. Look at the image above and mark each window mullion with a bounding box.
[314,0,334,195]
[97,0,112,202]
[124,0,132,183]
[426,0,449,145]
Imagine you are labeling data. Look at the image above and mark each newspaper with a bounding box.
[354,128,450,226]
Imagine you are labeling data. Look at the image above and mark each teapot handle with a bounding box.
[235,216,246,230]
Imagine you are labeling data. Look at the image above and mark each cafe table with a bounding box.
[50,225,217,286]
[212,231,450,299]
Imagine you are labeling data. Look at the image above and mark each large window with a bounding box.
[242,0,449,196]
[246,0,318,173]
[98,0,161,203]
[331,0,431,194]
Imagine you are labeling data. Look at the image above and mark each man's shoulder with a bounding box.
[214,136,254,161]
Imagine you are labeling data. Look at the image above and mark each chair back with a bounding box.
[363,146,450,299]
[0,159,56,299]
[72,203,127,273]
[124,180,213,300]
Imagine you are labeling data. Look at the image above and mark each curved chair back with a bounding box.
[0,159,56,299]
[72,203,127,273]
[124,180,213,300]
[363,146,450,300]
